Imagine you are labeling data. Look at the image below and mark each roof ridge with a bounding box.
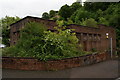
[10,16,55,26]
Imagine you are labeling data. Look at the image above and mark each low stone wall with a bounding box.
[2,52,110,71]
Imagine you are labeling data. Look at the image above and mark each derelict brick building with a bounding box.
[10,16,116,52]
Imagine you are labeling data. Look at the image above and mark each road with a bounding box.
[2,60,119,78]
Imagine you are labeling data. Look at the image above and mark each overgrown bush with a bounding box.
[3,22,88,60]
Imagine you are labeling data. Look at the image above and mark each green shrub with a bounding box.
[2,46,20,57]
[3,22,86,60]
[91,48,97,52]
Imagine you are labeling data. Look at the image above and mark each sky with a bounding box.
[0,0,77,18]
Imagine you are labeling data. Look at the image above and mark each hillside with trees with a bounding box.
[42,2,120,49]
[0,2,120,59]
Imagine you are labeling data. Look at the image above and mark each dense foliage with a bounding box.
[1,2,120,59]
[80,18,98,28]
[42,12,50,19]
[42,2,120,48]
[3,22,87,60]
[0,16,20,46]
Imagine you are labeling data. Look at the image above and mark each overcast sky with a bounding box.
[0,0,77,19]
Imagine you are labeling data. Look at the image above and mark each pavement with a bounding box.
[2,59,119,78]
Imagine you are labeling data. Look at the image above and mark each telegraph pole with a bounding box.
[110,38,113,58]
[106,33,113,58]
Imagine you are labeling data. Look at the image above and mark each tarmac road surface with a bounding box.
[2,60,119,78]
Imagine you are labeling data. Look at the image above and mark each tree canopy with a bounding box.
[58,4,72,20]
[41,2,120,48]
[42,12,50,19]
[0,16,20,46]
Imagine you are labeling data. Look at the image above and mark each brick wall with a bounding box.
[10,16,57,46]
[10,16,116,52]
[67,24,116,52]
[2,52,110,71]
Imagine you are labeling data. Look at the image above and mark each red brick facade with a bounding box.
[10,16,116,52]
[2,52,110,71]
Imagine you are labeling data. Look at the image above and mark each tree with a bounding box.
[98,17,109,26]
[84,2,115,12]
[0,16,20,46]
[42,12,50,19]
[59,4,72,20]
[104,3,120,48]
[49,10,56,18]
[70,8,90,24]
[3,22,47,57]
[3,22,83,60]
[56,19,73,27]
[70,2,82,14]
[80,18,98,28]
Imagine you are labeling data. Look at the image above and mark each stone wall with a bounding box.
[2,52,111,71]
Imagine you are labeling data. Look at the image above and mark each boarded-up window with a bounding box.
[83,33,87,41]
[83,41,87,51]
[76,33,81,43]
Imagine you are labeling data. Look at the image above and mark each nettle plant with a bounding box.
[3,22,83,60]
